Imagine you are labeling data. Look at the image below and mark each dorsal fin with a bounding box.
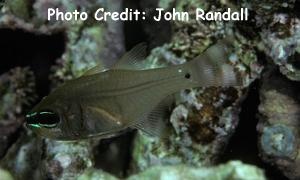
[133,96,173,139]
[112,43,147,70]
[82,64,108,76]
[82,43,147,77]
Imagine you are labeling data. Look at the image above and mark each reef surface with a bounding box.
[0,0,299,179]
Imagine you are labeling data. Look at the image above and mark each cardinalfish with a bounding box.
[25,40,242,140]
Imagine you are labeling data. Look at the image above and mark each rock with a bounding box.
[130,11,262,170]
[41,140,94,179]
[260,16,300,81]
[128,161,266,180]
[131,87,245,171]
[240,0,300,81]
[0,0,125,179]
[257,70,300,179]
[0,168,14,180]
[78,161,266,180]
[77,168,118,180]
[0,67,36,159]
[0,132,42,180]
[1,0,299,179]
[4,0,32,20]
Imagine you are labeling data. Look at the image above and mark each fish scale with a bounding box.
[25,41,242,140]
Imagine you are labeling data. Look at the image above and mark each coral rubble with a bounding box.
[128,161,266,180]
[258,70,300,179]
[0,67,36,159]
[0,0,299,179]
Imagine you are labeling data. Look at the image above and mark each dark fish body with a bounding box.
[26,42,241,140]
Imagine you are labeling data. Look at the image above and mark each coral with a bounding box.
[78,161,265,180]
[128,161,266,180]
[77,161,266,180]
[4,0,32,20]
[1,1,125,180]
[260,16,300,81]
[257,70,300,179]
[41,140,95,179]
[0,132,42,180]
[260,124,296,158]
[0,67,36,159]
[0,168,13,180]
[0,67,36,121]
[78,168,118,180]
[0,0,299,179]
[131,86,245,171]
[46,1,125,84]
[32,0,125,179]
[51,25,106,84]
[238,0,300,81]
[130,3,262,169]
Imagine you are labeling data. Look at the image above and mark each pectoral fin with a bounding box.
[83,106,123,133]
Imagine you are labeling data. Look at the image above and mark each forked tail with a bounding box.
[186,39,243,87]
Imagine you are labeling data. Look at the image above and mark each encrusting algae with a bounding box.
[0,0,299,179]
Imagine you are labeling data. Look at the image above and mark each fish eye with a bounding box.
[185,73,191,79]
[26,110,60,128]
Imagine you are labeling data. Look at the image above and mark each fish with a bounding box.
[25,40,242,140]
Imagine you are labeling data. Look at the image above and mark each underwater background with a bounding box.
[0,0,299,179]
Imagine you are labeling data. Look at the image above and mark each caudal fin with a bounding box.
[189,39,243,87]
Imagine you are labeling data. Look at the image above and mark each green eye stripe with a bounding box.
[26,111,54,118]
[40,111,55,115]
[26,112,37,118]
[26,110,59,128]
[28,123,57,128]
[28,124,41,128]
[38,123,57,128]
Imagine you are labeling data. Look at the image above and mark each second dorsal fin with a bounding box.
[82,64,108,76]
[112,43,147,70]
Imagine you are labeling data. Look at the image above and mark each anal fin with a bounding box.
[133,96,173,139]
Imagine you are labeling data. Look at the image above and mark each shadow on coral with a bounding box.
[220,80,288,180]
[0,28,65,98]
